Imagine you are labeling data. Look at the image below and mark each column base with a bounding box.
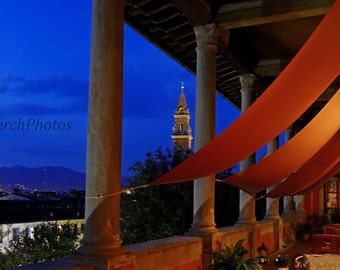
[68,247,131,270]
[76,243,127,258]
[281,210,295,219]
[186,226,219,235]
[264,215,282,221]
[236,218,257,226]
[295,211,307,225]
[185,227,218,270]
[188,219,219,235]
[234,219,258,235]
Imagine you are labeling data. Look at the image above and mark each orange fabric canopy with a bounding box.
[298,162,340,195]
[221,92,340,193]
[151,1,340,187]
[265,130,340,197]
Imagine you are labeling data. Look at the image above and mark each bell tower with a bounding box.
[171,83,192,153]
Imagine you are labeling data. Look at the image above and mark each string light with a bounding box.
[85,184,151,200]
[85,180,271,200]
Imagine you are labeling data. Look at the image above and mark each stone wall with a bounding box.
[13,222,288,269]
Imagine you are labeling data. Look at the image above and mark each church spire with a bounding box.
[172,83,192,153]
[177,82,187,110]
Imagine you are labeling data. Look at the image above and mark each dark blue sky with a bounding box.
[0,1,240,176]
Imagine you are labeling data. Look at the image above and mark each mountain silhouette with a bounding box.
[0,165,85,192]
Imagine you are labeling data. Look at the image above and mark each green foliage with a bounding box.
[322,208,339,224]
[211,239,263,270]
[215,181,239,227]
[120,147,193,245]
[0,222,81,269]
[295,222,319,240]
[274,255,291,267]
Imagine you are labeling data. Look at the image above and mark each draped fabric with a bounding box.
[220,91,340,193]
[265,130,340,198]
[298,162,340,195]
[151,1,340,187]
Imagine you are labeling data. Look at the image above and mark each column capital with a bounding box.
[239,74,256,90]
[239,74,256,113]
[194,24,217,47]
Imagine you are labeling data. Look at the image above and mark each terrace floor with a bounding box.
[262,240,311,270]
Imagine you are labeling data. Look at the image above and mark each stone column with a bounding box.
[190,24,218,233]
[265,136,281,220]
[78,0,125,256]
[282,126,295,219]
[295,128,306,222]
[264,136,282,250]
[295,195,306,221]
[238,74,257,224]
[319,188,324,214]
[280,126,297,243]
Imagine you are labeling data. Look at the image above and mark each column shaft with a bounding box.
[295,195,306,220]
[191,24,217,233]
[282,126,296,218]
[265,136,281,220]
[80,0,125,256]
[238,74,257,224]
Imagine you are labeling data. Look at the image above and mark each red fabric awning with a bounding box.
[220,91,340,193]
[265,130,340,197]
[298,162,340,195]
[151,1,340,187]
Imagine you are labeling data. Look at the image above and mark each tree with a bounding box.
[120,147,193,245]
[120,146,239,244]
[0,222,81,269]
[215,168,239,227]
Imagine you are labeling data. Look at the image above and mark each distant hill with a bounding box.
[0,166,86,192]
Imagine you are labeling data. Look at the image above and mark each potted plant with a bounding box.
[296,222,318,240]
[256,242,269,264]
[274,255,291,270]
[211,239,263,270]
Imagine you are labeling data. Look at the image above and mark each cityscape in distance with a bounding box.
[0,165,86,193]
